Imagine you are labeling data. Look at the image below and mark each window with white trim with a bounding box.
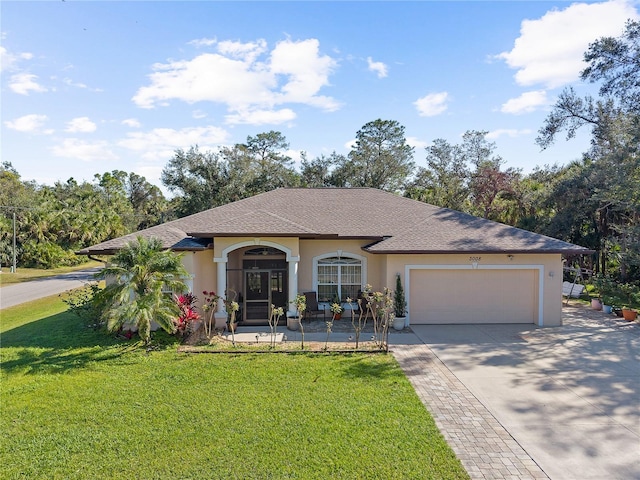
[317,257,362,303]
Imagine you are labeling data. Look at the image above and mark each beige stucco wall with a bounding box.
[181,250,216,307]
[384,253,563,326]
[185,237,564,326]
[212,237,300,259]
[298,239,385,292]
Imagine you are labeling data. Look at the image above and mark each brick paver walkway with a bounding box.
[392,343,550,480]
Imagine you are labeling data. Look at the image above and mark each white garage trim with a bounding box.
[404,264,545,326]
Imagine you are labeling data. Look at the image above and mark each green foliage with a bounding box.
[60,282,105,329]
[95,236,189,344]
[406,138,469,211]
[0,164,168,269]
[536,21,640,283]
[20,240,82,269]
[334,119,415,192]
[394,273,406,317]
[162,132,301,217]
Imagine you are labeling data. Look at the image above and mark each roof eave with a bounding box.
[364,248,596,255]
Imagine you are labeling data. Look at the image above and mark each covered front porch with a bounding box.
[212,238,301,328]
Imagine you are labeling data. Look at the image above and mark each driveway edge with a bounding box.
[393,343,550,480]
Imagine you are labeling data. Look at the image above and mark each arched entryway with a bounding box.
[241,247,288,325]
[214,240,299,326]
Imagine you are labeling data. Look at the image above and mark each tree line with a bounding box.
[1,21,638,285]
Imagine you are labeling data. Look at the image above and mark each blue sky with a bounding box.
[2,0,638,194]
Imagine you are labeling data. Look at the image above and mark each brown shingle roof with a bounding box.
[78,188,593,255]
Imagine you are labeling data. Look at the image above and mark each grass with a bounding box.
[0,260,103,287]
[0,297,469,480]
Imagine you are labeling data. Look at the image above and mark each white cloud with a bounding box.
[122,118,142,128]
[0,46,33,72]
[62,77,103,92]
[406,136,428,149]
[65,117,97,133]
[497,0,639,89]
[367,57,388,78]
[192,110,207,119]
[188,37,217,48]
[132,37,339,125]
[286,149,304,164]
[9,73,47,95]
[225,108,296,125]
[486,128,533,140]
[51,138,118,162]
[118,126,229,161]
[414,91,449,117]
[500,90,549,114]
[4,114,51,134]
[218,39,267,63]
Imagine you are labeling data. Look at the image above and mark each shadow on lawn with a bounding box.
[1,311,150,374]
[339,354,406,380]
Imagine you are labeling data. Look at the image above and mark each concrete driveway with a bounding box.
[397,304,639,480]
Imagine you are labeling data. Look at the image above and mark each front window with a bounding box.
[317,257,362,302]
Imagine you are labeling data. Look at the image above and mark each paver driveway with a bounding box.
[392,303,639,480]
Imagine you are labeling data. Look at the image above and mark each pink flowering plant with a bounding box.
[174,292,200,336]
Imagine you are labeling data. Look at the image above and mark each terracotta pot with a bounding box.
[622,309,638,321]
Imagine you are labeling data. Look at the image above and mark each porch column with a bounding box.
[214,258,227,328]
[287,256,300,316]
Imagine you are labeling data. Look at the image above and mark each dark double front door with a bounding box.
[243,260,288,325]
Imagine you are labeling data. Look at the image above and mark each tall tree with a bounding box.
[334,119,415,192]
[240,131,300,194]
[0,163,37,267]
[537,19,640,281]
[299,152,344,187]
[462,131,520,221]
[162,132,301,217]
[161,146,225,217]
[95,236,188,345]
[405,138,469,210]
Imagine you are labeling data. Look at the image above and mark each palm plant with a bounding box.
[95,236,188,345]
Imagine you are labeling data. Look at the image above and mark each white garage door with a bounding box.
[409,269,537,324]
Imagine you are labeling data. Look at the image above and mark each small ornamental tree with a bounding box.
[292,294,307,349]
[95,236,188,345]
[224,289,240,346]
[201,291,220,338]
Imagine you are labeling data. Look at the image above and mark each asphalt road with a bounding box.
[0,267,103,310]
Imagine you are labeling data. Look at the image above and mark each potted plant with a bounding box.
[392,274,406,330]
[601,295,613,314]
[330,301,343,320]
[622,307,638,321]
[620,283,639,321]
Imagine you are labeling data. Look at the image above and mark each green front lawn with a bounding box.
[0,297,468,480]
